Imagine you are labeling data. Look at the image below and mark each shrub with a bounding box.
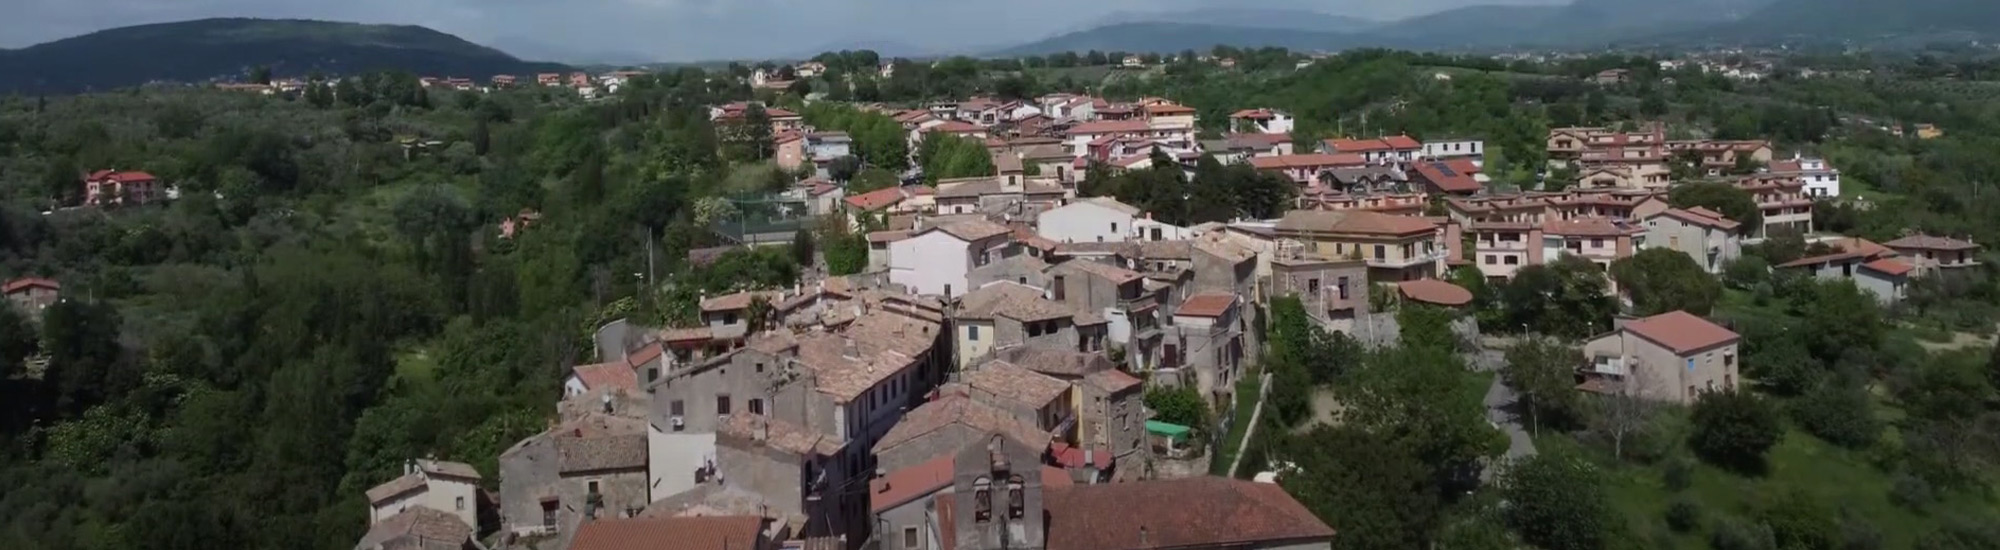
[1662,458,1695,492]
[1790,381,1882,449]
[1710,518,1777,550]
[1888,473,1936,512]
[1688,390,1783,475]
[1665,499,1701,533]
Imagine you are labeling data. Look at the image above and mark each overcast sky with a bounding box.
[2,0,1564,61]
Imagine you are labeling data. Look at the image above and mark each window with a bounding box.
[750,399,765,416]
[647,368,659,382]
[1484,255,1497,265]
[1336,277,1350,300]
[904,527,919,549]
[1110,222,1119,233]
[1504,255,1519,266]
[724,312,739,325]
[716,395,732,415]
[670,400,685,416]
[1150,228,1162,241]
[1008,475,1026,519]
[1669,236,1680,248]
[542,501,558,529]
[1018,277,1027,284]
[587,481,600,495]
[973,478,993,522]
[968,325,980,341]
[1052,276,1066,301]
[456,496,466,511]
[1373,245,1385,259]
[1307,278,1320,294]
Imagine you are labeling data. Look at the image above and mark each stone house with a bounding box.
[967,254,1051,290]
[713,412,855,538]
[353,507,475,550]
[1884,235,1981,275]
[962,360,1076,439]
[567,515,774,550]
[1776,250,1913,305]
[870,389,1052,473]
[365,459,482,534]
[1580,311,1741,404]
[1163,292,1246,408]
[934,474,1334,550]
[497,413,649,540]
[953,282,1108,369]
[646,333,802,503]
[1274,209,1446,282]
[870,448,1070,550]
[1046,259,1162,370]
[1269,254,1370,332]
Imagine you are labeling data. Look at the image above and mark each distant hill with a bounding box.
[1079,8,1380,35]
[0,18,571,93]
[1662,0,2000,44]
[989,22,1353,56]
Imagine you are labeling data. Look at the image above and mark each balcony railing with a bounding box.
[1368,249,1448,269]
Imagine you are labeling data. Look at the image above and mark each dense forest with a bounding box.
[0,45,1998,550]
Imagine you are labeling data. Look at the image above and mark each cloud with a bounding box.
[0,0,1566,61]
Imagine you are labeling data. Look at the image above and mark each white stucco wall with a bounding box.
[1038,202,1134,244]
[648,428,717,502]
[889,232,972,298]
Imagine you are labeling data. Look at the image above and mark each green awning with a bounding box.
[1146,420,1192,442]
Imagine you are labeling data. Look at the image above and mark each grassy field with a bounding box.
[1212,376,1266,476]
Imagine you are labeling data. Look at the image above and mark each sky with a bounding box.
[1,0,1564,62]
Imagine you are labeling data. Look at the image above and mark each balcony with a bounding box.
[1586,355,1628,376]
[1477,239,1531,252]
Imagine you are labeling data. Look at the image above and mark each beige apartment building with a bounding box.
[1581,311,1742,404]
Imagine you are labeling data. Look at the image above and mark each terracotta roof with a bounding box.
[1132,240,1193,260]
[1,277,59,294]
[872,392,1051,455]
[1083,368,1143,394]
[844,186,909,211]
[960,283,1073,322]
[1828,237,1892,258]
[1067,120,1152,135]
[1041,477,1336,550]
[1622,310,1739,355]
[1175,292,1237,318]
[661,327,713,343]
[927,121,985,134]
[568,516,765,550]
[1652,208,1739,231]
[1397,279,1473,306]
[1685,206,1727,219]
[1145,103,1196,115]
[717,412,843,456]
[700,290,775,312]
[999,347,1115,378]
[86,170,157,183]
[1885,235,1979,251]
[1229,108,1279,119]
[1861,258,1913,277]
[869,453,1072,516]
[354,507,472,550]
[554,414,649,473]
[1249,154,1367,170]
[1382,135,1422,149]
[932,219,1014,241]
[866,230,913,243]
[1012,228,1060,252]
[794,312,939,402]
[1413,161,1481,193]
[1194,235,1256,264]
[571,362,640,393]
[1056,259,1142,284]
[1276,210,1437,236]
[967,360,1073,409]
[1542,217,1642,237]
[1776,250,1870,269]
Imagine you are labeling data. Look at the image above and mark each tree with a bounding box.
[1344,344,1500,492]
[828,155,862,182]
[1280,425,1444,550]
[0,305,34,381]
[250,65,272,85]
[740,103,775,160]
[791,228,816,268]
[1504,337,1582,434]
[1794,280,1883,367]
[1669,182,1761,235]
[1721,256,1770,290]
[1688,390,1783,475]
[1790,379,1881,449]
[471,118,491,156]
[1500,449,1612,550]
[849,166,899,194]
[1610,248,1722,316]
[1144,386,1208,429]
[44,155,78,204]
[1498,256,1616,339]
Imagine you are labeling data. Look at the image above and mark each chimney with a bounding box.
[601,392,614,414]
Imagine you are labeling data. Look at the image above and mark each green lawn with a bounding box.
[1211,376,1266,476]
[394,346,440,385]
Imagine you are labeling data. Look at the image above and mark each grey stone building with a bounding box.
[953,282,1107,369]
[869,444,1070,550]
[870,389,1052,473]
[967,254,1051,290]
[712,412,857,539]
[497,413,650,543]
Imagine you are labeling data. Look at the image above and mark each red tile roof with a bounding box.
[1653,208,1739,231]
[571,362,639,392]
[1397,279,1473,306]
[1542,217,1643,237]
[1382,135,1422,149]
[844,186,908,211]
[869,453,1070,514]
[1413,161,1481,193]
[1776,250,1870,269]
[1249,154,1367,170]
[1050,441,1112,470]
[1174,292,1236,318]
[1861,258,1913,277]
[86,170,157,183]
[1622,310,1739,355]
[1229,108,1279,120]
[1144,103,1196,115]
[567,516,765,550]
[1066,120,1151,135]
[1041,477,1336,550]
[1,277,59,294]
[1276,209,1438,236]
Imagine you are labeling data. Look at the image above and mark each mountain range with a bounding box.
[993,0,1999,55]
[0,18,569,94]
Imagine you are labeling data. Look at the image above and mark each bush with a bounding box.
[1888,473,1936,512]
[1688,390,1783,475]
[1838,508,1883,550]
[1662,458,1695,492]
[1789,381,1881,449]
[1710,518,1777,550]
[1665,499,1702,533]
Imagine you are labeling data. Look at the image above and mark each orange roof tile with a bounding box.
[1622,311,1738,354]
[1861,258,1913,277]
[1397,279,1473,306]
[1174,292,1237,318]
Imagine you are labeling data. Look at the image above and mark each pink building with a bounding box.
[83,170,161,206]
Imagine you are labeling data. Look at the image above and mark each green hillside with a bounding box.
[0,18,570,93]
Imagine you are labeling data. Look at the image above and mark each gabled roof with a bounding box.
[1041,477,1336,550]
[568,516,766,550]
[928,219,1014,242]
[1776,250,1870,269]
[871,392,1050,455]
[1651,208,1740,231]
[844,186,910,211]
[1621,310,1739,355]
[554,414,649,473]
[1174,292,1236,318]
[1,277,59,294]
[927,121,985,134]
[1276,210,1437,236]
[571,362,640,393]
[1542,217,1643,238]
[1083,368,1143,394]
[1884,234,1979,251]
[958,283,1073,322]
[363,459,482,503]
[1861,257,1913,277]
[868,452,1070,514]
[1413,161,1481,193]
[1054,259,1142,284]
[1249,154,1366,170]
[354,507,472,550]
[965,360,1073,409]
[717,412,843,456]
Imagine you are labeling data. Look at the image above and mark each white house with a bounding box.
[1769,156,1841,198]
[1227,109,1294,135]
[1132,217,1197,242]
[365,459,482,532]
[1421,138,1485,163]
[1039,197,1140,244]
[888,220,1016,298]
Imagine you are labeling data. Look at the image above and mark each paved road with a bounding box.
[1468,348,1537,479]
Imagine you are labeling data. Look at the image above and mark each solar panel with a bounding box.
[1435,163,1457,177]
